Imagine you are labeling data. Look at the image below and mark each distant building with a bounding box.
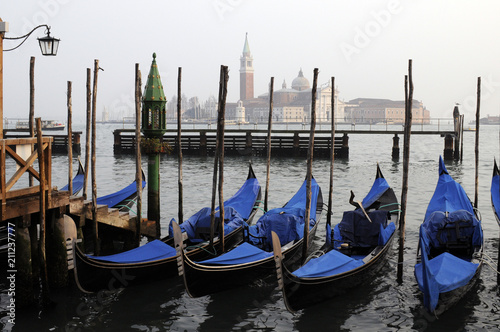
[231,35,429,125]
[344,98,430,124]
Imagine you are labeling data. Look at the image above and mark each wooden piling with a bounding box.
[453,106,460,161]
[83,68,91,200]
[29,57,35,187]
[326,77,335,229]
[36,117,49,301]
[67,81,73,195]
[397,60,413,283]
[265,77,274,212]
[209,66,225,247]
[218,66,229,252]
[392,134,400,160]
[91,60,99,255]
[16,220,34,306]
[135,63,142,243]
[474,77,481,208]
[46,211,69,288]
[177,67,184,224]
[302,68,318,263]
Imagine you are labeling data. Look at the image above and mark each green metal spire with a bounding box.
[141,52,167,137]
[143,52,166,102]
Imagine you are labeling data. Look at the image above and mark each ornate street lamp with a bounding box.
[0,19,60,138]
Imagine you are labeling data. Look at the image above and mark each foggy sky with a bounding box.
[2,0,500,123]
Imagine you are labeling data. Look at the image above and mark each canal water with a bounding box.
[2,122,500,331]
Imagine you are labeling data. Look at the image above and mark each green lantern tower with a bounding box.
[141,53,167,234]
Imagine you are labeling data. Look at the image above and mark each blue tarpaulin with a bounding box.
[197,177,321,266]
[336,210,393,247]
[491,165,500,226]
[197,242,272,265]
[168,176,260,241]
[293,248,365,278]
[88,239,176,263]
[96,180,146,208]
[61,172,84,195]
[361,176,390,209]
[248,178,320,250]
[425,156,474,220]
[415,156,483,313]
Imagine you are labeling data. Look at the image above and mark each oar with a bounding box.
[349,190,372,223]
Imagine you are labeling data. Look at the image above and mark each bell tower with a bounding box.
[239,33,254,101]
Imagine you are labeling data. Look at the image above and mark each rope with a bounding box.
[185,244,217,256]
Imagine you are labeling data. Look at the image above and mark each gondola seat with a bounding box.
[335,209,394,250]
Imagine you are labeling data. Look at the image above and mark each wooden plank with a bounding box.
[4,144,41,181]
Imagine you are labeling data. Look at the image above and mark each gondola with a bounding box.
[95,169,146,212]
[60,158,85,195]
[414,156,483,315]
[491,159,500,225]
[272,164,399,312]
[72,164,261,293]
[173,176,323,297]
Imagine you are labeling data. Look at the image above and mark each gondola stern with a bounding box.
[172,220,198,298]
[271,231,296,313]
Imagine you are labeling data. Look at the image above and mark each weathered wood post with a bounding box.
[209,65,228,247]
[292,133,300,157]
[177,67,183,224]
[453,105,460,161]
[91,60,99,255]
[443,134,454,160]
[141,53,168,238]
[200,131,207,156]
[218,66,229,252]
[29,56,35,187]
[392,133,400,160]
[340,133,349,158]
[36,117,49,302]
[474,77,481,208]
[397,59,413,283]
[83,68,91,199]
[302,68,318,263]
[16,218,34,306]
[265,77,274,212]
[67,81,73,195]
[326,77,336,231]
[135,63,142,244]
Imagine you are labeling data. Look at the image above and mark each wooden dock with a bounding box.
[3,129,82,154]
[113,128,458,159]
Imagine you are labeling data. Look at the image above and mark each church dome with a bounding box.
[291,68,310,91]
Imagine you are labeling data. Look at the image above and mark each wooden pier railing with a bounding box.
[3,129,82,154]
[113,129,350,158]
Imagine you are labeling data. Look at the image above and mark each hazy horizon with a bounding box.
[2,0,500,124]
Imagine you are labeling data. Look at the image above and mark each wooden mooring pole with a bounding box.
[135,64,142,244]
[177,67,184,224]
[29,56,35,187]
[474,77,481,209]
[218,66,228,252]
[302,68,318,263]
[91,59,100,255]
[36,117,49,301]
[326,76,335,230]
[264,77,274,212]
[67,81,73,195]
[209,65,227,248]
[83,68,91,199]
[397,59,413,283]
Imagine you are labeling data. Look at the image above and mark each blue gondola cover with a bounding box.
[168,176,260,241]
[96,180,146,208]
[88,239,176,263]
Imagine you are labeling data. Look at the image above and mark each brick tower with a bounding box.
[239,33,254,101]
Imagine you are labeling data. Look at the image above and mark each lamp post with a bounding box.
[141,53,167,237]
[0,19,60,138]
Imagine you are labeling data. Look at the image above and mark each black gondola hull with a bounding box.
[181,224,318,297]
[74,226,247,293]
[282,229,396,311]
